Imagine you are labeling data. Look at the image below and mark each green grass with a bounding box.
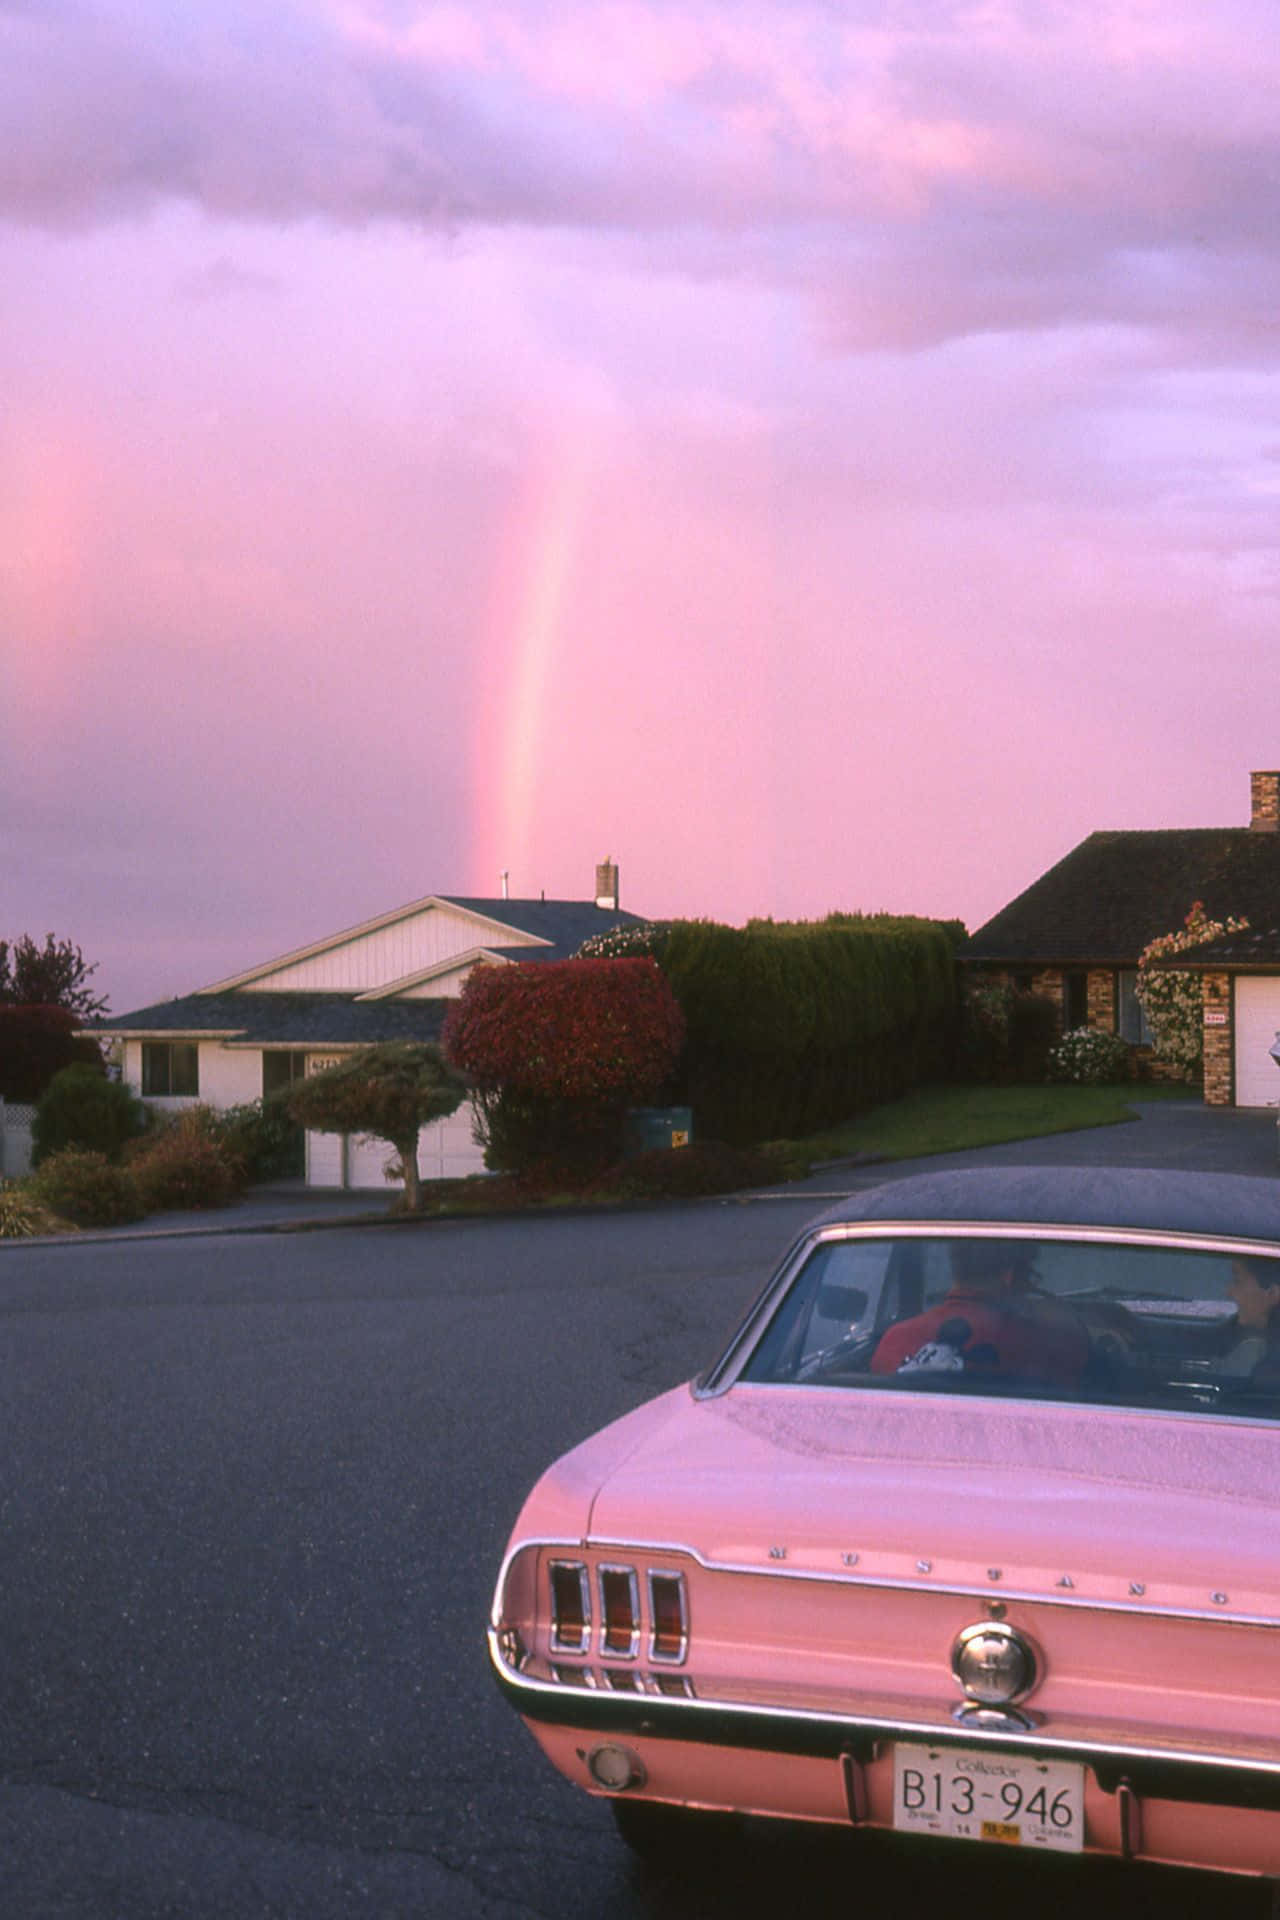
[791,1079,1196,1167]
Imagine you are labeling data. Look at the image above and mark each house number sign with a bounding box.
[307,1053,344,1074]
[1203,1011,1228,1027]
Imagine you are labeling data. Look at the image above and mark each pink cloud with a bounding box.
[5,4,1280,1016]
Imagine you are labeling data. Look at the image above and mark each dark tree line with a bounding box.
[0,934,109,1019]
[0,934,108,1103]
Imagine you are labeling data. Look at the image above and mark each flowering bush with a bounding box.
[1047,1027,1132,1085]
[1136,902,1248,1080]
[575,921,671,960]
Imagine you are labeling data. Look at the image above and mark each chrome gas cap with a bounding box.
[951,1620,1039,1706]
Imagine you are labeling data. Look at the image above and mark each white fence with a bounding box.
[0,1099,35,1180]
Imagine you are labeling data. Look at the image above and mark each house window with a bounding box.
[262,1050,309,1098]
[1064,971,1088,1028]
[141,1042,199,1097]
[1117,970,1154,1046]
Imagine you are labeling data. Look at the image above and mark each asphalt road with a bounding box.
[1,1187,1274,1918]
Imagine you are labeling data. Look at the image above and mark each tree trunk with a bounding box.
[398,1135,423,1212]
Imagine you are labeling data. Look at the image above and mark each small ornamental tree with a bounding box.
[1136,902,1249,1080]
[286,1043,467,1212]
[442,958,685,1176]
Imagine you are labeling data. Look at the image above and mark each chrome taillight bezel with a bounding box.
[549,1559,592,1653]
[598,1564,642,1659]
[647,1569,688,1664]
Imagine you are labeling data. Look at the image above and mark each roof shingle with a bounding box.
[965,829,1280,966]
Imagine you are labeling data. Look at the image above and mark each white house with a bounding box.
[91,864,643,1189]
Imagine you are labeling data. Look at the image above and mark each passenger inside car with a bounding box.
[869,1239,1089,1387]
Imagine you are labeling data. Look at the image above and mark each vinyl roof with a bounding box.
[812,1166,1280,1246]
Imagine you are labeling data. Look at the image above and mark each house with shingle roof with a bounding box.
[91,862,645,1185]
[964,772,1280,1106]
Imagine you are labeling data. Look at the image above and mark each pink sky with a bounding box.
[4,0,1280,1013]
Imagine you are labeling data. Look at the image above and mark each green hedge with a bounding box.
[655,915,960,1143]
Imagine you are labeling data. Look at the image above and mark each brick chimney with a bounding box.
[1250,771,1280,832]
[595,858,619,910]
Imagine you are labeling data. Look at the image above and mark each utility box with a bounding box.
[624,1107,693,1158]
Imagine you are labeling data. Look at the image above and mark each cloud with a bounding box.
[3,0,1280,364]
[174,255,282,300]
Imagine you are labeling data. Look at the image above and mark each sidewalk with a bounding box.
[5,1101,1277,1248]
[2,1181,395,1250]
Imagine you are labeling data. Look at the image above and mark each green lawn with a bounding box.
[792,1079,1196,1167]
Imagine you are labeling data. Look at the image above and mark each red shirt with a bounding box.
[870,1286,1088,1387]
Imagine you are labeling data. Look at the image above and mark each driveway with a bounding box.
[773,1098,1280,1203]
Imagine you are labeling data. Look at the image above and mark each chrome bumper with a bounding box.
[489,1629,1280,1814]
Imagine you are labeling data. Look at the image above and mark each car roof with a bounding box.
[809,1166,1280,1245]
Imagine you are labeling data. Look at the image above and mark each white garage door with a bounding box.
[328,1099,487,1189]
[1233,979,1280,1106]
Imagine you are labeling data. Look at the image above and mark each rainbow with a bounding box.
[470,420,599,892]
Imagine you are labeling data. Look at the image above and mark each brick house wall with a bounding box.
[1202,971,1233,1106]
[1086,971,1116,1030]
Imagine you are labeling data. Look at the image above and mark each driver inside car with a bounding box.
[1224,1255,1280,1385]
[870,1239,1089,1388]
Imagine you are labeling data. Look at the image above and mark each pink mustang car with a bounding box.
[488,1167,1280,1890]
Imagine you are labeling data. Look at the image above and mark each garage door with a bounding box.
[1233,979,1280,1105]
[341,1099,486,1189]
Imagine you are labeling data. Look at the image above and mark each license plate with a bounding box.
[892,1743,1085,1853]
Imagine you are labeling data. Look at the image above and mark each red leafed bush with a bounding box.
[442,958,684,1102]
[443,959,685,1178]
[0,1004,103,1102]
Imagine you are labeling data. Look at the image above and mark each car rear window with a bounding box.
[739,1234,1280,1419]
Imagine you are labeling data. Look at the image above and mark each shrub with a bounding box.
[0,1180,44,1238]
[650,916,958,1144]
[1047,1027,1133,1085]
[958,985,1061,1083]
[476,1089,622,1182]
[127,1109,247,1211]
[214,1094,301,1183]
[957,980,1015,1080]
[29,1149,144,1227]
[595,1139,790,1200]
[32,1063,149,1165]
[443,959,685,1176]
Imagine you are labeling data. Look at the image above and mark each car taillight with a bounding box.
[599,1566,641,1658]
[547,1558,689,1673]
[549,1561,590,1652]
[648,1570,688,1663]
